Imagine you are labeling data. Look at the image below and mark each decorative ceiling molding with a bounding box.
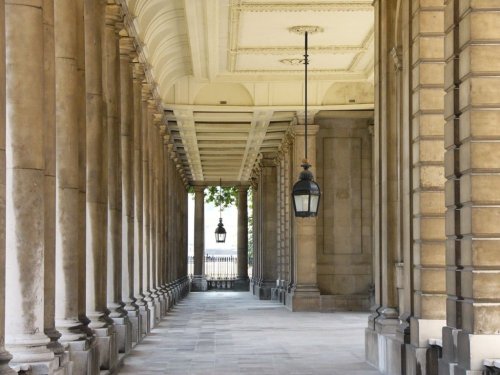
[234,2,373,12]
[173,109,204,181]
[232,45,367,55]
[238,110,275,181]
[347,26,374,71]
[288,25,324,34]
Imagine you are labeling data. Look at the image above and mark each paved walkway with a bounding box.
[118,291,380,375]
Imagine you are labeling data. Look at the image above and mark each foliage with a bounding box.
[204,186,239,209]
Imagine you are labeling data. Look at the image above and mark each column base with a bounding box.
[94,325,117,371]
[68,338,100,375]
[112,316,132,354]
[137,303,150,336]
[145,297,157,330]
[0,348,15,375]
[285,286,320,311]
[405,318,445,375]
[9,357,61,375]
[438,326,459,375]
[191,276,207,292]
[233,278,250,291]
[254,280,274,300]
[125,308,141,345]
[453,332,500,374]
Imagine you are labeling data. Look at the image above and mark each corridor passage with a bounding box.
[118,292,380,375]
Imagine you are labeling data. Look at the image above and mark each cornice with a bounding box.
[233,2,373,12]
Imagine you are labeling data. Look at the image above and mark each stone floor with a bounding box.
[118,291,381,375]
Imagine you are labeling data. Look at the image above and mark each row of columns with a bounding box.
[191,185,250,292]
[0,1,189,374]
[249,123,322,312]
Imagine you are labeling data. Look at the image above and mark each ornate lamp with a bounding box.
[292,30,321,217]
[214,179,226,243]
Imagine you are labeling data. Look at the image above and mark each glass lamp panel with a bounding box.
[310,195,319,215]
[294,193,309,212]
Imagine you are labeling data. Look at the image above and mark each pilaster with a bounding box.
[287,124,320,311]
[407,0,447,371]
[254,152,278,301]
[441,1,500,374]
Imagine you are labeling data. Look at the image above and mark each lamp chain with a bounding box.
[304,31,308,162]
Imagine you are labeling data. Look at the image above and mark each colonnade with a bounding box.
[0,0,189,374]
[250,122,323,312]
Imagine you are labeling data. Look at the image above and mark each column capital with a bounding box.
[147,99,157,111]
[295,110,318,125]
[293,124,320,136]
[193,185,205,194]
[159,124,167,136]
[153,113,163,126]
[105,4,123,27]
[237,185,249,193]
[119,36,135,58]
[141,83,152,101]
[132,62,145,82]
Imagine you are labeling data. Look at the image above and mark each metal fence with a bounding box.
[188,255,238,280]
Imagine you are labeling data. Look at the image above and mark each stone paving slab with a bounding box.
[118,292,381,375]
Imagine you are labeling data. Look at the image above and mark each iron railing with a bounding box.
[188,255,238,289]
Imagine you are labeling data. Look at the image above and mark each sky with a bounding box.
[187,193,238,256]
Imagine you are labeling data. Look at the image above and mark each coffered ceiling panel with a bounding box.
[125,0,375,184]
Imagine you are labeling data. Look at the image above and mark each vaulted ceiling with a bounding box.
[125,0,374,184]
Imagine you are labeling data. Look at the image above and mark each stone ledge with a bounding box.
[320,294,370,312]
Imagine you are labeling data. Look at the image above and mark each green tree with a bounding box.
[204,186,238,208]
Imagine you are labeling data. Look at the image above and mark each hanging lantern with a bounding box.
[292,160,321,217]
[292,30,321,218]
[215,218,226,243]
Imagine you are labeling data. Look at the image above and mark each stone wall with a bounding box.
[315,112,374,312]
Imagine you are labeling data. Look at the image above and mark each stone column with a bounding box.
[0,1,14,372]
[440,1,500,373]
[283,140,293,301]
[157,125,168,313]
[141,87,157,328]
[4,0,55,368]
[103,4,130,356]
[119,35,140,345]
[365,0,402,370]
[192,186,207,291]
[255,153,278,301]
[287,125,321,311]
[53,0,95,372]
[164,146,171,300]
[42,0,65,360]
[235,186,249,291]
[133,63,149,337]
[276,155,284,301]
[147,103,161,325]
[250,182,259,294]
[167,145,176,301]
[83,0,117,370]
